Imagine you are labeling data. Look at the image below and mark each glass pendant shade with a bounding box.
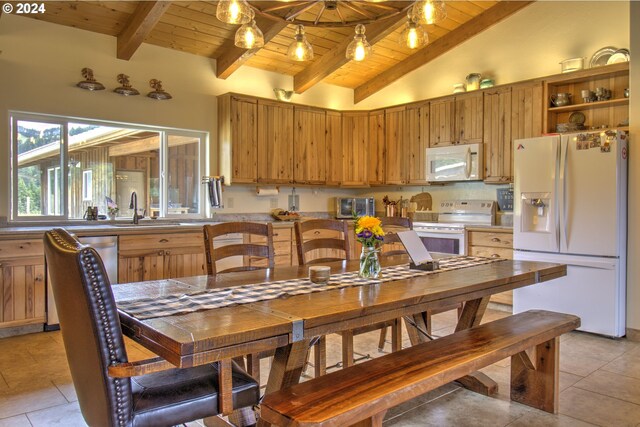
[346,24,372,62]
[235,20,264,49]
[411,0,447,25]
[288,25,314,61]
[400,19,427,49]
[216,0,252,25]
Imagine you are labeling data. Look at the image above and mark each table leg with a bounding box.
[454,296,498,396]
[258,339,311,427]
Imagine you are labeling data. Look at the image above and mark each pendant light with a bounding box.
[216,0,252,25]
[288,25,314,62]
[235,10,264,49]
[400,15,427,50]
[346,24,372,62]
[410,0,447,25]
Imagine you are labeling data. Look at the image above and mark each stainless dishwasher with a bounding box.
[46,235,118,329]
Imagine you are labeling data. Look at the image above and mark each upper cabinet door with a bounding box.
[368,110,385,186]
[456,92,484,145]
[384,106,406,185]
[257,100,294,184]
[325,111,343,186]
[512,81,543,141]
[405,102,429,185]
[341,112,369,187]
[429,98,455,147]
[218,94,258,184]
[294,107,326,185]
[483,87,512,183]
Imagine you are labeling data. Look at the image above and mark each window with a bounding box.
[82,170,93,201]
[11,113,207,221]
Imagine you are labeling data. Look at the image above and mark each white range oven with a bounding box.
[413,200,496,256]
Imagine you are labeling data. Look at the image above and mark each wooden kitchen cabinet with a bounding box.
[405,101,430,185]
[326,111,343,186]
[0,239,45,328]
[341,112,369,187]
[483,87,513,183]
[368,110,385,186]
[294,106,326,185]
[484,82,543,184]
[257,100,294,184]
[467,228,513,305]
[118,233,205,283]
[384,105,406,185]
[218,94,258,184]
[430,92,483,147]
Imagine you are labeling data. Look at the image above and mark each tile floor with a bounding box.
[1,309,639,427]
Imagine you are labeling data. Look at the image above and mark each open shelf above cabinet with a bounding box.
[543,63,629,134]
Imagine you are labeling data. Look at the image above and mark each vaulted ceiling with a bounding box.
[13,1,533,102]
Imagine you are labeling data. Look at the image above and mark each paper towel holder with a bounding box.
[256,186,280,196]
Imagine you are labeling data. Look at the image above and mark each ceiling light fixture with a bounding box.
[400,15,427,50]
[147,79,172,100]
[76,68,105,91]
[113,74,139,96]
[288,25,314,62]
[216,0,252,25]
[410,0,447,25]
[235,11,264,49]
[346,24,372,62]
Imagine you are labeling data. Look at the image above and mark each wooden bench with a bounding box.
[260,310,580,427]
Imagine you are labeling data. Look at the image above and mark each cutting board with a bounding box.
[411,192,432,211]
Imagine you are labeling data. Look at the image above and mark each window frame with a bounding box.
[10,111,209,222]
[82,169,93,202]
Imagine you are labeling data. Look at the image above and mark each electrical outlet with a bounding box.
[227,197,234,208]
[270,198,278,208]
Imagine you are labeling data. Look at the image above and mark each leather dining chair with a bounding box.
[203,221,275,275]
[44,228,259,427]
[202,221,274,383]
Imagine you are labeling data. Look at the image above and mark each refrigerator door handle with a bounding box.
[555,139,562,251]
[559,138,569,251]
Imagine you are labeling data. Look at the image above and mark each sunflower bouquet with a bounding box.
[354,216,385,278]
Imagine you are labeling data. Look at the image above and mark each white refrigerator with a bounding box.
[513,131,628,337]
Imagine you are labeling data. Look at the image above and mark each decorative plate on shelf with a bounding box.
[569,111,586,125]
[607,48,630,64]
[589,46,617,67]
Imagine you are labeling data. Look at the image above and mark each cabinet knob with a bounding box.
[158,251,164,256]
[491,254,501,258]
[159,238,169,243]
[491,237,501,242]
[165,250,171,256]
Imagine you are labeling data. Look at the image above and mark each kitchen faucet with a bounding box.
[129,191,142,224]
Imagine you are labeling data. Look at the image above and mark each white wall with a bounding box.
[357,1,630,109]
[626,1,639,332]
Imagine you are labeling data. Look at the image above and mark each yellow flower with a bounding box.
[357,216,381,230]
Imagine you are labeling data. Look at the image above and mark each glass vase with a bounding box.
[359,246,381,279]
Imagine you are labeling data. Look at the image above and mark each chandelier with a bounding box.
[216,0,446,62]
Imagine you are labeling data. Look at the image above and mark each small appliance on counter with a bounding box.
[335,197,375,218]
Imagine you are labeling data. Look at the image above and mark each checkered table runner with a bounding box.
[117,256,504,320]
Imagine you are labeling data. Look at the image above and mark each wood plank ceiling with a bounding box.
[16,1,533,102]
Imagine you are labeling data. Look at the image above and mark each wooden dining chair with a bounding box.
[203,221,274,275]
[43,228,259,427]
[294,218,351,265]
[203,221,275,383]
[380,217,463,339]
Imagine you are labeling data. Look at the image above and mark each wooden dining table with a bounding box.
[112,254,566,426]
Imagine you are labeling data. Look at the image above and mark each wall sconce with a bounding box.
[113,74,139,96]
[76,68,105,91]
[147,79,172,100]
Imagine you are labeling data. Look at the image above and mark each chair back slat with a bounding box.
[295,219,350,265]
[44,229,132,426]
[380,217,413,257]
[203,222,275,275]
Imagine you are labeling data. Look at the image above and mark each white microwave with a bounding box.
[426,143,483,182]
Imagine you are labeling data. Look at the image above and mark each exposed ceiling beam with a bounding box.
[117,1,172,60]
[353,1,534,103]
[109,135,196,157]
[293,12,408,94]
[216,16,289,80]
